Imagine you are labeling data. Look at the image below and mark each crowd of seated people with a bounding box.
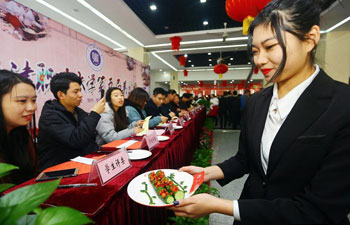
[0,70,196,184]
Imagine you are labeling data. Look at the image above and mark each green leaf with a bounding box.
[0,183,15,193]
[0,163,19,179]
[0,179,61,225]
[17,214,37,225]
[34,207,93,225]
[32,207,43,215]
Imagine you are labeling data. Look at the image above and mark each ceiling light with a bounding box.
[248,62,251,64]
[209,59,212,61]
[200,0,206,3]
[203,21,208,26]
[230,58,233,60]
[324,16,350,33]
[151,44,247,53]
[184,54,188,57]
[209,64,212,66]
[77,0,143,47]
[191,65,194,67]
[38,0,126,49]
[208,53,211,55]
[159,69,162,71]
[188,60,192,62]
[151,52,177,71]
[145,37,248,48]
[228,63,231,65]
[150,4,157,11]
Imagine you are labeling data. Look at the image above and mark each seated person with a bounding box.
[0,70,37,184]
[170,94,187,117]
[160,90,176,120]
[144,87,167,118]
[125,88,167,128]
[37,72,105,170]
[179,93,192,111]
[96,87,144,146]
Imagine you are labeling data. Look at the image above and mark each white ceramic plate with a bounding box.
[157,123,169,128]
[127,169,193,207]
[157,135,170,141]
[127,150,152,160]
[173,125,183,130]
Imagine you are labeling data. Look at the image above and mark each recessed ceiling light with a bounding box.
[188,60,192,62]
[184,54,188,57]
[209,64,212,66]
[200,0,206,3]
[248,62,251,64]
[228,63,231,65]
[203,21,208,26]
[164,26,169,29]
[191,65,194,67]
[208,59,212,61]
[230,58,233,60]
[208,53,211,55]
[150,4,157,11]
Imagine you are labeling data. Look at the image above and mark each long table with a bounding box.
[11,108,206,225]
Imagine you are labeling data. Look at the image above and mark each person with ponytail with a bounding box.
[170,0,350,224]
[0,70,37,184]
[95,87,144,146]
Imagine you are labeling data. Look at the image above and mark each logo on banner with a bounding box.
[86,44,104,71]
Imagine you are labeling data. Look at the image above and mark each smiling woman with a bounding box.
[0,70,38,184]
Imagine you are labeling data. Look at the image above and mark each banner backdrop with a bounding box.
[0,0,151,122]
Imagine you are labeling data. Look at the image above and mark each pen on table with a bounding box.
[57,183,97,189]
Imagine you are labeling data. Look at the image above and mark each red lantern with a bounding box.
[222,80,227,87]
[225,0,271,35]
[183,69,188,77]
[170,36,182,51]
[214,64,228,79]
[179,56,187,66]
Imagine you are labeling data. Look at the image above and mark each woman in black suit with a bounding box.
[170,0,350,224]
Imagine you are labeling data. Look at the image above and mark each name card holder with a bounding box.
[178,117,185,126]
[88,147,131,186]
[164,122,175,135]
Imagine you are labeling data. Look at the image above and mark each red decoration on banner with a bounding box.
[179,56,187,66]
[225,0,271,34]
[214,64,228,78]
[183,69,188,77]
[222,80,227,86]
[170,36,182,51]
[254,66,259,74]
[199,81,204,87]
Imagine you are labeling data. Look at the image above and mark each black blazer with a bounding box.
[217,69,350,224]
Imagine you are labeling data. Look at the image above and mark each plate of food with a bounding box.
[157,135,170,141]
[127,150,152,160]
[127,169,193,207]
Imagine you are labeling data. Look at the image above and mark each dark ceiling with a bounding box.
[124,0,337,35]
[175,51,250,68]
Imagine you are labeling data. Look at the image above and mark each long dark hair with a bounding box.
[105,87,128,132]
[246,0,321,85]
[0,70,37,184]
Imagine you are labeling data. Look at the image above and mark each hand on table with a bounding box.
[137,120,145,127]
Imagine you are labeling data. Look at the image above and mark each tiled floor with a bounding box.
[209,129,247,225]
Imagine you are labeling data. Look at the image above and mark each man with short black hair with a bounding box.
[38,72,105,170]
[160,91,176,119]
[144,87,168,122]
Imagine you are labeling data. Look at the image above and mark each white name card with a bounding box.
[145,130,159,151]
[95,147,131,185]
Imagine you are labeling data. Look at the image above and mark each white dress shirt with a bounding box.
[233,65,320,221]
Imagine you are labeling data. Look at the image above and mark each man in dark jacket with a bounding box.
[144,87,168,120]
[38,72,105,170]
[160,90,176,120]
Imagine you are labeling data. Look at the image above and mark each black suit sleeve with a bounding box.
[40,110,100,150]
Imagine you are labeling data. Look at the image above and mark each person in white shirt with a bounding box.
[170,0,350,224]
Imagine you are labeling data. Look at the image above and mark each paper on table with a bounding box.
[142,116,152,132]
[116,140,138,149]
[71,156,95,165]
